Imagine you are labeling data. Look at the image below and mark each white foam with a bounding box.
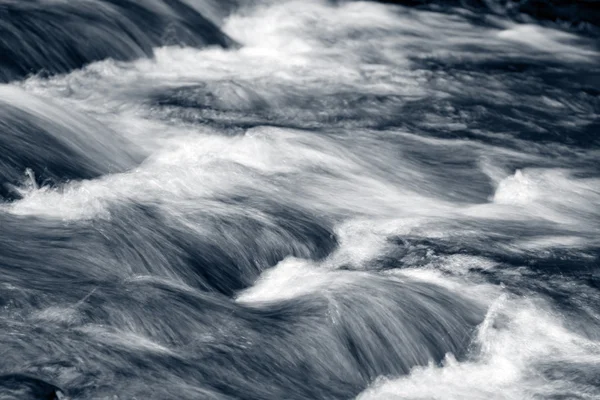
[4,124,451,225]
[493,169,539,205]
[492,168,600,227]
[236,257,338,303]
[358,296,600,400]
[237,248,500,307]
[497,24,598,62]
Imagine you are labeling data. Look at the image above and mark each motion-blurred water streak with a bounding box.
[0,1,599,399]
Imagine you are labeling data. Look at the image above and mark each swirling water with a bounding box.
[0,1,599,399]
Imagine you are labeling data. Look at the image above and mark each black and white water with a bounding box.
[1,1,599,399]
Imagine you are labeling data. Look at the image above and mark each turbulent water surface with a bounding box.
[1,0,599,399]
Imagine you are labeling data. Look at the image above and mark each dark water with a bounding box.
[0,1,599,399]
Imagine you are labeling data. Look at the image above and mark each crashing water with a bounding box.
[0,0,599,399]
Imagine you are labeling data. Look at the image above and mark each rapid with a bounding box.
[0,1,599,399]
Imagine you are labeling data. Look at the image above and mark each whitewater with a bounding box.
[0,0,599,399]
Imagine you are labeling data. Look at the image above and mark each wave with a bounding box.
[0,0,233,83]
[0,197,337,294]
[0,86,140,200]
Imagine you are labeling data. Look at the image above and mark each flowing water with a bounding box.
[0,1,599,399]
